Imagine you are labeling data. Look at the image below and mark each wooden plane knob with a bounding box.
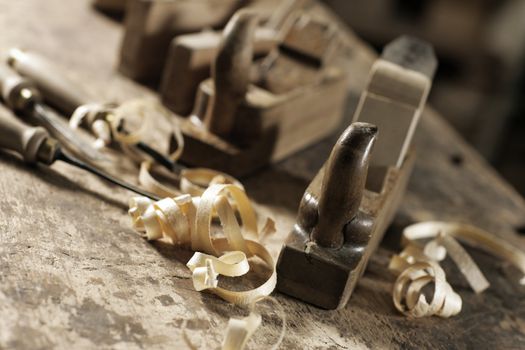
[311,122,377,248]
[204,10,258,138]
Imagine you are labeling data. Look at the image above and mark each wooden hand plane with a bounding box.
[159,0,305,116]
[174,5,351,176]
[118,0,281,83]
[275,36,437,309]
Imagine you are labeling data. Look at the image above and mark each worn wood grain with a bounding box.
[0,1,524,349]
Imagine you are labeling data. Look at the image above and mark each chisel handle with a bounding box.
[0,107,56,163]
[8,48,93,116]
[0,64,41,111]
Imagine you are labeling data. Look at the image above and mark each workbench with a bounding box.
[1,1,524,349]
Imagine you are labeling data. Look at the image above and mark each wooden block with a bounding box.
[159,31,221,116]
[259,13,343,92]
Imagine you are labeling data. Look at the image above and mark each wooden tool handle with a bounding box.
[311,122,377,248]
[0,64,40,111]
[0,107,50,163]
[8,49,93,116]
[204,10,258,137]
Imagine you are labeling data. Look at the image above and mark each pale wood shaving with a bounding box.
[403,221,525,285]
[71,99,243,197]
[434,233,489,293]
[392,260,462,318]
[128,184,276,306]
[130,184,280,349]
[391,220,525,318]
[221,296,285,350]
[222,311,262,350]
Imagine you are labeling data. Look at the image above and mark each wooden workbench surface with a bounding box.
[1,1,524,349]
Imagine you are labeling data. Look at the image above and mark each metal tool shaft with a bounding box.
[32,101,108,162]
[56,149,160,200]
[135,141,183,172]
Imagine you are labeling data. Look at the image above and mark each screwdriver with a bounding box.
[0,107,160,200]
[7,49,184,173]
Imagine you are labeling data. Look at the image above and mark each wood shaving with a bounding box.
[70,100,148,147]
[222,311,262,350]
[128,183,276,306]
[390,221,525,318]
[403,221,525,285]
[221,296,285,350]
[72,99,242,197]
[130,184,281,349]
[434,233,489,293]
[392,260,462,318]
[181,296,285,350]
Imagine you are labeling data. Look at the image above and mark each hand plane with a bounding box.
[275,36,437,309]
[174,6,351,177]
[118,0,280,83]
[159,0,305,116]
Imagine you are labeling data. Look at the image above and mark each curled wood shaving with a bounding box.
[187,251,250,290]
[181,296,286,350]
[433,233,489,293]
[390,244,462,317]
[70,100,147,147]
[187,240,276,305]
[71,99,177,160]
[388,244,428,274]
[393,260,462,318]
[390,221,525,318]
[139,162,244,198]
[131,184,280,349]
[221,296,285,350]
[72,99,242,197]
[222,311,262,350]
[128,184,277,306]
[403,221,525,285]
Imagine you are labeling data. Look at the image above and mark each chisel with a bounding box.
[0,106,160,200]
[0,62,107,162]
[7,49,183,173]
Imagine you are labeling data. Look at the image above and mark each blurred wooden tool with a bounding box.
[118,0,281,82]
[160,0,305,116]
[175,7,350,176]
